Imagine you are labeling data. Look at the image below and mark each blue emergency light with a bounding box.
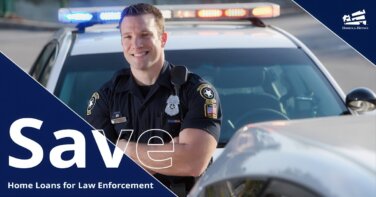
[99,11,121,21]
[63,12,93,22]
[58,7,123,24]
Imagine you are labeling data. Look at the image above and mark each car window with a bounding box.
[55,53,127,114]
[55,48,348,145]
[30,40,58,86]
[199,178,320,197]
[260,179,320,197]
[200,179,267,197]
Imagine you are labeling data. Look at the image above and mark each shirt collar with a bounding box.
[115,61,172,93]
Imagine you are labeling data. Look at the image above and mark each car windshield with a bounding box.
[56,48,348,146]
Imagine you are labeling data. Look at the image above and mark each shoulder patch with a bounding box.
[197,84,218,119]
[197,84,215,100]
[87,92,100,115]
[205,103,218,119]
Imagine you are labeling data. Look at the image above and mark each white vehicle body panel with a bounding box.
[190,115,376,197]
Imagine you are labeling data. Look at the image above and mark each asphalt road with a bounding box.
[0,12,375,94]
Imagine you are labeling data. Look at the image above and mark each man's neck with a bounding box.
[131,62,164,86]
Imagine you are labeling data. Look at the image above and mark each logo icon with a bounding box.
[342,9,368,30]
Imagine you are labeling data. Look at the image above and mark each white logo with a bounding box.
[342,9,368,30]
[203,88,213,98]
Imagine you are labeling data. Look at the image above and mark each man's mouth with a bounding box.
[132,51,149,57]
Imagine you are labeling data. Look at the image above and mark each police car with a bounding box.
[189,114,376,197]
[30,3,376,149]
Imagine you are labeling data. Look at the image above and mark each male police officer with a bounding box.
[86,3,221,195]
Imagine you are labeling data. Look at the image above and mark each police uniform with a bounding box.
[86,61,221,193]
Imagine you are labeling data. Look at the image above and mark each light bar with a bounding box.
[99,11,121,21]
[161,10,172,19]
[224,8,248,17]
[58,3,280,25]
[173,10,195,18]
[58,7,123,24]
[252,6,275,18]
[159,3,280,19]
[197,9,223,18]
[59,12,93,23]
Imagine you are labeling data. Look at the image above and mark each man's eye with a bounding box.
[123,36,131,39]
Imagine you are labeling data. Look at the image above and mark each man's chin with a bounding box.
[130,63,150,71]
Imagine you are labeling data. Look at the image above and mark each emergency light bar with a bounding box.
[58,3,279,24]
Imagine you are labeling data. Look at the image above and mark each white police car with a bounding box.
[30,3,376,148]
[189,114,376,197]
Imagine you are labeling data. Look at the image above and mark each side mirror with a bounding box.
[346,87,376,113]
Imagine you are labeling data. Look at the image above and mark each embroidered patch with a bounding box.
[205,103,218,119]
[87,92,99,115]
[197,84,215,100]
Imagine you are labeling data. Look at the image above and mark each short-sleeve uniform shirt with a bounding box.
[86,61,222,189]
[86,61,221,145]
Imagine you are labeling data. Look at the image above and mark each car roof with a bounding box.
[70,22,297,56]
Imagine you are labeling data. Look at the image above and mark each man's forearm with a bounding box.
[119,140,200,176]
[117,128,217,177]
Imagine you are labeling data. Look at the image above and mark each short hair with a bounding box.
[119,3,165,34]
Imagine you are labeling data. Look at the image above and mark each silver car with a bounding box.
[189,114,376,197]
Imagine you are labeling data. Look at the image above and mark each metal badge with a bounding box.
[165,95,180,116]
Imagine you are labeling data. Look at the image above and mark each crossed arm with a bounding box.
[117,128,217,177]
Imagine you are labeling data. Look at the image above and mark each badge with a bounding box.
[197,84,215,100]
[87,92,99,115]
[165,95,180,116]
[205,103,218,119]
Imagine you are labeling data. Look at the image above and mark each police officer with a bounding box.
[86,3,221,196]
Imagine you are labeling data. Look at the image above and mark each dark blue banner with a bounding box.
[0,52,174,196]
[293,0,376,65]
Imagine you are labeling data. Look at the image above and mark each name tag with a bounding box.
[111,116,127,124]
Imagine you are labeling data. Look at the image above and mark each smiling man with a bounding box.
[85,3,222,195]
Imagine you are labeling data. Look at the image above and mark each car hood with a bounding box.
[254,114,376,172]
[189,114,376,197]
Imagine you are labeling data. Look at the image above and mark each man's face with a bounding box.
[120,14,167,71]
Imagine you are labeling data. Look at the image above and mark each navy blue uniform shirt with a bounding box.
[85,61,221,191]
[86,61,221,144]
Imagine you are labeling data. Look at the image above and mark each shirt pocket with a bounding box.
[113,122,133,140]
[162,114,182,139]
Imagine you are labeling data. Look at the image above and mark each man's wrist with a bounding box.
[117,139,130,154]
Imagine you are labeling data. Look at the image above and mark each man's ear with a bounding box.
[161,32,168,47]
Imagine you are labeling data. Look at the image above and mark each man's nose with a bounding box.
[133,37,143,48]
